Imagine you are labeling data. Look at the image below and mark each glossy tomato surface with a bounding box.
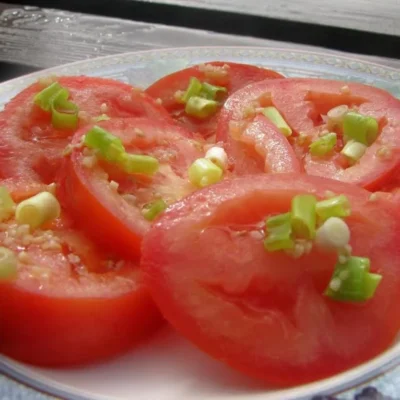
[217,78,400,189]
[142,174,400,386]
[223,114,302,175]
[0,76,171,196]
[146,61,283,138]
[0,212,161,367]
[58,117,204,260]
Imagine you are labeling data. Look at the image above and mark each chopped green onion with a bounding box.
[309,133,337,156]
[34,82,63,111]
[201,82,227,100]
[84,126,125,163]
[188,158,223,188]
[118,153,159,175]
[315,217,350,250]
[182,77,203,103]
[363,273,382,299]
[185,96,219,119]
[84,126,159,175]
[205,146,228,170]
[51,98,78,130]
[0,247,17,281]
[0,187,15,222]
[343,112,379,146]
[262,107,292,137]
[325,256,382,302]
[264,212,294,252]
[291,194,317,239]
[34,82,79,130]
[264,233,294,252]
[327,105,349,127]
[15,192,61,229]
[142,199,167,221]
[316,195,351,221]
[266,212,292,230]
[93,114,111,122]
[341,140,367,164]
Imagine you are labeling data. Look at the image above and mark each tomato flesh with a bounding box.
[57,117,204,260]
[217,78,400,190]
[0,212,161,367]
[146,61,283,138]
[223,114,302,175]
[142,174,400,385]
[0,76,171,195]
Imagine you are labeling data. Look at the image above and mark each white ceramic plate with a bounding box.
[1,47,400,400]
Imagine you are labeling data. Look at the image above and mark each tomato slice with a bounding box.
[57,117,204,260]
[146,61,283,138]
[0,211,161,367]
[0,76,171,195]
[223,114,302,175]
[142,174,400,385]
[217,78,400,190]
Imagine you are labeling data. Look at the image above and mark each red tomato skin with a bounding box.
[142,174,400,386]
[0,76,172,194]
[146,61,283,138]
[217,78,400,190]
[0,278,161,367]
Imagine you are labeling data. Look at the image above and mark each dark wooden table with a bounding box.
[0,1,399,399]
[0,0,400,81]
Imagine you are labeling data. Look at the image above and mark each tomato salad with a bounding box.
[1,62,400,386]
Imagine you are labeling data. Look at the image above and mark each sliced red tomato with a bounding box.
[0,210,161,367]
[0,76,171,196]
[217,78,400,190]
[222,114,302,175]
[58,117,204,260]
[146,61,283,138]
[142,174,400,386]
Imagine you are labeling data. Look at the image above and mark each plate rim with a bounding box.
[0,45,399,92]
[1,45,399,400]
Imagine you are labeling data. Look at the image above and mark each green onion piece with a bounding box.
[118,153,159,175]
[363,273,382,299]
[52,87,69,103]
[309,133,337,156]
[142,199,167,221]
[325,256,382,302]
[201,82,227,100]
[34,82,79,130]
[34,82,63,111]
[0,187,15,222]
[264,233,294,252]
[262,107,292,137]
[0,247,17,281]
[343,112,379,145]
[15,192,61,229]
[291,194,317,239]
[182,77,203,103]
[93,114,111,122]
[84,126,125,163]
[51,98,79,130]
[316,195,351,221]
[185,96,219,119]
[264,212,294,252]
[266,212,292,230]
[327,105,349,127]
[341,140,367,164]
[188,158,223,188]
